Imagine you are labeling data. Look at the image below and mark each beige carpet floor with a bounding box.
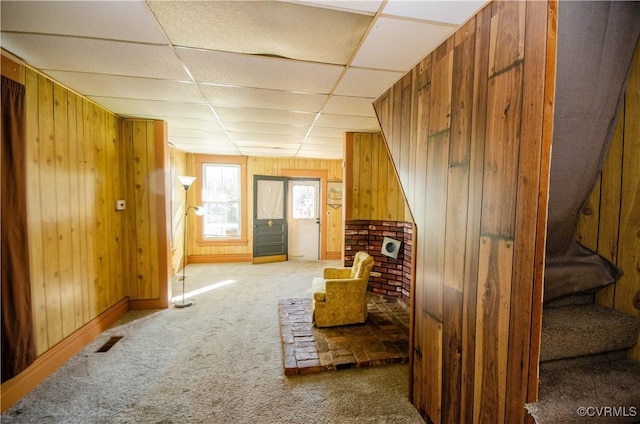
[2,260,424,424]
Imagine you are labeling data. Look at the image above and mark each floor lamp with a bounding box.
[176,176,204,308]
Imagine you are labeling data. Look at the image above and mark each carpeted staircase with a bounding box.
[527,293,640,423]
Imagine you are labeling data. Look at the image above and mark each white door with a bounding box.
[287,180,320,260]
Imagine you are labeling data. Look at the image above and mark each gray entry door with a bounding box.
[253,175,287,263]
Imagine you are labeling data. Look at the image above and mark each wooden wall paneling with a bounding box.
[407,69,418,211]
[616,46,640,320]
[132,121,152,300]
[67,92,84,329]
[594,114,624,308]
[386,153,401,221]
[399,73,413,187]
[350,134,360,221]
[122,121,137,300]
[108,114,124,302]
[376,134,390,219]
[422,314,443,424]
[506,1,553,420]
[460,9,490,423]
[25,68,48,355]
[575,173,601,250]
[423,39,453,322]
[423,130,448,322]
[75,93,90,325]
[488,1,526,77]
[53,82,76,339]
[473,236,514,424]
[38,74,64,347]
[527,4,557,407]
[445,19,476,295]
[369,133,380,218]
[147,121,161,300]
[481,63,523,238]
[410,54,432,412]
[441,18,476,424]
[153,120,169,304]
[92,104,110,313]
[81,99,97,319]
[391,80,403,165]
[359,134,373,218]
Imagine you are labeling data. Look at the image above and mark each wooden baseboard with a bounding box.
[252,254,287,264]
[325,251,342,260]
[188,253,252,264]
[0,297,130,412]
[129,297,169,310]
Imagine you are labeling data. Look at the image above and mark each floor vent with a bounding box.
[96,336,123,353]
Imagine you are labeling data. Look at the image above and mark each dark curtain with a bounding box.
[1,75,37,383]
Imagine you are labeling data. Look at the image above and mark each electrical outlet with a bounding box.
[116,200,126,211]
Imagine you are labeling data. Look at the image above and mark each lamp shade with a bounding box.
[193,206,205,216]
[177,175,196,189]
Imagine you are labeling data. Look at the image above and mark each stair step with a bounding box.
[540,304,640,362]
[544,292,595,308]
[527,359,640,423]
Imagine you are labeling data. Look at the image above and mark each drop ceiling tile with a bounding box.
[0,33,189,80]
[322,95,376,117]
[214,106,317,126]
[314,113,380,131]
[307,126,349,138]
[168,128,230,140]
[164,117,224,131]
[230,133,303,145]
[239,147,299,157]
[89,97,215,120]
[171,142,241,155]
[288,0,382,14]
[0,0,166,43]
[382,1,488,25]
[149,1,371,65]
[296,145,343,159]
[223,122,309,136]
[333,67,403,98]
[177,48,344,94]
[351,17,455,71]
[200,84,327,112]
[304,136,343,145]
[44,71,204,103]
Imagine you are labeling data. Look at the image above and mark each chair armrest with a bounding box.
[313,292,326,302]
[323,267,351,279]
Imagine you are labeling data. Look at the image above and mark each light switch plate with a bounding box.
[116,200,126,211]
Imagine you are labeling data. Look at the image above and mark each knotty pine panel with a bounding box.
[20,67,126,355]
[123,120,169,302]
[578,40,640,360]
[344,133,408,222]
[374,1,555,422]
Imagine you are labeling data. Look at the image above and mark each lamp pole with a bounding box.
[175,176,197,308]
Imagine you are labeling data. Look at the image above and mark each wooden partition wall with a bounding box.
[344,132,410,222]
[373,2,556,423]
[1,53,170,410]
[577,40,640,361]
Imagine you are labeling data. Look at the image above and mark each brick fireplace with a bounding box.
[344,220,413,304]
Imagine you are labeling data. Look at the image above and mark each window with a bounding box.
[292,184,316,219]
[196,155,247,244]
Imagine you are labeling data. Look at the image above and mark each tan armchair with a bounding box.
[312,251,374,327]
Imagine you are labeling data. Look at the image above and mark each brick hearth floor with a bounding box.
[278,295,410,376]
